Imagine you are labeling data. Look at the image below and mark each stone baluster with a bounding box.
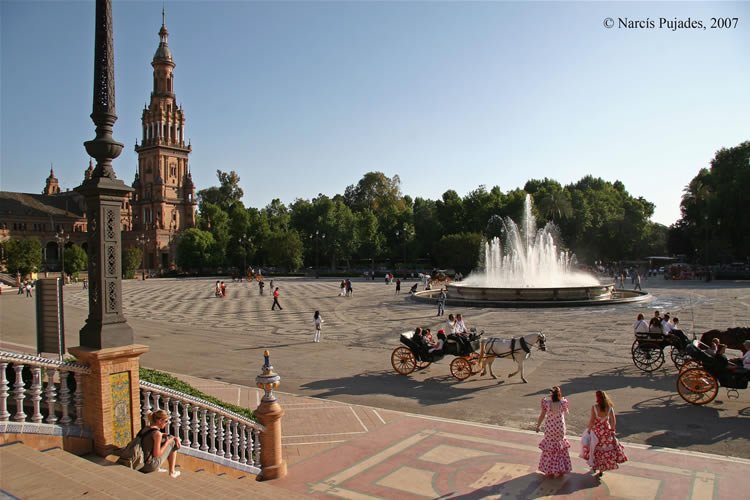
[253,430,261,467]
[190,406,199,448]
[181,403,191,447]
[141,390,152,428]
[0,362,10,422]
[153,393,161,411]
[231,420,239,461]
[73,372,84,425]
[170,399,180,438]
[30,367,43,423]
[239,424,248,464]
[208,412,216,454]
[163,397,171,432]
[44,368,58,424]
[216,415,224,456]
[199,408,208,451]
[59,370,71,425]
[12,364,26,422]
[224,418,232,458]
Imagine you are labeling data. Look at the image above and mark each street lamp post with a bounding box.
[239,234,250,281]
[704,215,710,282]
[56,230,70,285]
[136,233,150,280]
[395,226,407,272]
[310,230,325,278]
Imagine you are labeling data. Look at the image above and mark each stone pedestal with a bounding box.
[68,344,149,456]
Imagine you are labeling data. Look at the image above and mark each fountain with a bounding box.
[422,195,649,307]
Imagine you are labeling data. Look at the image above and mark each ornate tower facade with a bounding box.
[43,167,61,195]
[130,11,196,272]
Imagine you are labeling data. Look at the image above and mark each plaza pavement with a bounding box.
[1,276,750,498]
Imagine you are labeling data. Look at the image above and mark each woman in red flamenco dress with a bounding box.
[535,386,572,478]
[581,390,628,477]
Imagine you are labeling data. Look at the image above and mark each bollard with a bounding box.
[255,350,287,480]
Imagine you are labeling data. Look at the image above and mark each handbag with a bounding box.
[580,429,591,448]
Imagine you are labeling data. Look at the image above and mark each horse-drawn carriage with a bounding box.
[677,340,750,405]
[390,330,547,383]
[631,329,691,372]
[391,330,482,381]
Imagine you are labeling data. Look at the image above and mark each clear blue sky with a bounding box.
[2,1,748,226]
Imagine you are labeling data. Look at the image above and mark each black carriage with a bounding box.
[677,341,750,405]
[631,329,691,373]
[391,330,482,381]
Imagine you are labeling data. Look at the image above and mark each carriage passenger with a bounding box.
[454,314,468,336]
[428,331,447,354]
[446,314,456,334]
[633,314,649,335]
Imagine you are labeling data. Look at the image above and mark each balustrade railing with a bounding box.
[140,381,265,474]
[0,351,90,433]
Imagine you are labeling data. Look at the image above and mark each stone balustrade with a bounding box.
[140,381,265,474]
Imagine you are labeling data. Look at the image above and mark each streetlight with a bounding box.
[238,234,251,281]
[704,215,710,282]
[55,230,70,285]
[136,233,150,280]
[395,226,407,271]
[309,230,325,278]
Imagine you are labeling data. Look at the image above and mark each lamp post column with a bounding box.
[56,230,70,285]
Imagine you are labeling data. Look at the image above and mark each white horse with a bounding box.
[478,332,547,383]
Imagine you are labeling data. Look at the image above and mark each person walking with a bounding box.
[436,288,446,316]
[395,279,401,295]
[634,272,642,291]
[535,386,572,478]
[581,390,627,477]
[25,281,32,298]
[313,310,324,342]
[271,287,282,310]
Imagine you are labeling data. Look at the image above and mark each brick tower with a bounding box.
[130,10,196,272]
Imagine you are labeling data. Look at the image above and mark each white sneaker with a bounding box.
[158,468,167,473]
[170,470,181,479]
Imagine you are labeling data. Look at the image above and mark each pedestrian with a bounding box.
[634,272,642,291]
[346,279,353,296]
[436,288,446,316]
[18,281,24,295]
[580,390,627,477]
[535,386,572,478]
[339,280,346,296]
[220,281,226,298]
[271,287,282,310]
[25,281,32,298]
[258,280,265,295]
[313,310,324,342]
[395,279,401,295]
[83,278,88,289]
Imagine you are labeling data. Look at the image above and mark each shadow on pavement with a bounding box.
[446,472,600,499]
[300,369,498,406]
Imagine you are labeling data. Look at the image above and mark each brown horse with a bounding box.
[699,327,750,352]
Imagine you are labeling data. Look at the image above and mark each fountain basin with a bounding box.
[412,283,650,308]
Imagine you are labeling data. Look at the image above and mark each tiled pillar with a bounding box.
[69,344,149,457]
[255,350,287,480]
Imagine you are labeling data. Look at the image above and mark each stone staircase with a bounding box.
[0,442,307,499]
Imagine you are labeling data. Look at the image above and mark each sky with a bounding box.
[1,1,748,227]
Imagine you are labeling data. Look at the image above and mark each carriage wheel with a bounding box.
[416,360,432,370]
[679,359,701,374]
[631,345,665,372]
[677,367,719,405]
[450,357,473,381]
[391,347,416,375]
[669,346,689,370]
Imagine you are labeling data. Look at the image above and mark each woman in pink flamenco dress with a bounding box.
[581,390,628,477]
[535,386,572,478]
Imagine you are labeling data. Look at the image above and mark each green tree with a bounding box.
[4,239,42,276]
[265,231,304,271]
[176,228,221,270]
[122,247,143,279]
[433,232,484,274]
[63,245,88,278]
[197,170,244,212]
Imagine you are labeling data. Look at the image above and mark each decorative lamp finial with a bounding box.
[256,350,280,402]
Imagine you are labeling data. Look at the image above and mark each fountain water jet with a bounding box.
[436,195,649,307]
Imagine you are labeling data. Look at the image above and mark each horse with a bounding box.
[699,327,750,353]
[478,332,547,383]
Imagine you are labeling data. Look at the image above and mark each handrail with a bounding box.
[0,351,91,374]
[139,380,264,433]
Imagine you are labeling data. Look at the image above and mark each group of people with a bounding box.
[535,387,627,479]
[711,338,750,373]
[633,310,681,337]
[338,279,353,296]
[214,281,227,298]
[412,327,448,354]
[17,280,33,297]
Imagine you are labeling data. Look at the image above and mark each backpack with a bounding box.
[117,428,157,470]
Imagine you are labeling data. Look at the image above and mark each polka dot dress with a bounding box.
[538,398,572,475]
